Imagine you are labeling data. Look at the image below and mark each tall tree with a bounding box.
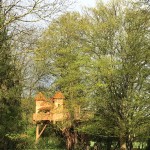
[81,0,150,149]
[34,12,90,149]
[33,1,150,149]
[35,12,89,103]
[0,1,23,149]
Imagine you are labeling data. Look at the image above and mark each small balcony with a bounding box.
[33,113,52,121]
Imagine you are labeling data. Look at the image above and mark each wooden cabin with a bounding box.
[33,91,80,142]
[33,91,69,122]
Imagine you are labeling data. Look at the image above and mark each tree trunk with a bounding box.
[146,138,150,150]
[120,136,127,150]
[63,128,75,150]
[107,138,112,150]
[66,136,72,150]
[126,135,133,150]
[86,145,90,150]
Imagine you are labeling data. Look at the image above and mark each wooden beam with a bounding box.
[36,124,40,143]
[38,124,47,139]
[36,124,47,143]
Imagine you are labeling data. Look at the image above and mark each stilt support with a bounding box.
[36,124,47,143]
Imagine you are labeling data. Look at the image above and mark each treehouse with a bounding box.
[33,91,80,142]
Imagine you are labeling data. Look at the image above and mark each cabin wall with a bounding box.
[53,99,64,121]
[54,99,63,109]
[36,101,43,113]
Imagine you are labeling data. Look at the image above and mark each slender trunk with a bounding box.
[120,136,127,150]
[74,131,78,148]
[146,138,150,150]
[66,136,72,150]
[107,138,112,150]
[63,128,75,150]
[0,0,2,8]
[126,134,133,150]
[86,145,90,150]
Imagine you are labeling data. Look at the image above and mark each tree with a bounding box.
[35,12,89,102]
[0,0,73,149]
[32,0,150,149]
[80,0,150,149]
[0,2,23,149]
[34,12,90,149]
[0,0,74,98]
[0,0,73,30]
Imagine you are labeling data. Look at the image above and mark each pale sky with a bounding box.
[30,0,109,27]
[78,0,96,7]
[73,0,96,12]
[74,0,109,12]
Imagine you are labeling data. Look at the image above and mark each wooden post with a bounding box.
[36,124,47,143]
[36,124,40,143]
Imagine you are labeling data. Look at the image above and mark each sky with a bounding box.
[27,0,109,28]
[74,0,109,12]
[77,0,96,8]
[73,0,96,12]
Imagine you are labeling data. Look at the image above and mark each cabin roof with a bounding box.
[35,92,47,101]
[53,91,65,99]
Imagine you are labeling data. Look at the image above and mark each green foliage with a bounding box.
[35,12,89,111]
[34,1,149,148]
[0,0,148,149]
[80,0,150,148]
[23,125,65,150]
[0,4,23,149]
[34,0,150,148]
